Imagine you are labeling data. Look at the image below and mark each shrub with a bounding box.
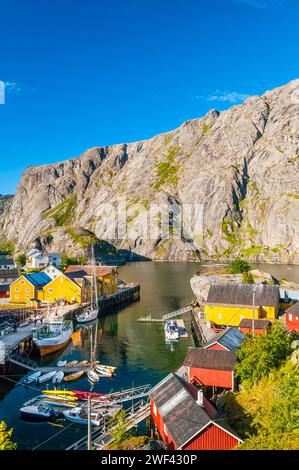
[229,258,251,274]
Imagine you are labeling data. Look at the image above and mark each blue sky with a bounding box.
[0,0,298,194]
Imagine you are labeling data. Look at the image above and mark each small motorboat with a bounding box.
[66,360,79,367]
[165,320,180,341]
[63,407,103,426]
[57,360,67,367]
[87,370,100,383]
[52,371,64,384]
[94,365,114,377]
[63,371,85,382]
[75,308,98,324]
[20,404,60,422]
[24,371,42,384]
[37,371,57,384]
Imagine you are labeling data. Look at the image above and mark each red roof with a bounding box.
[65,265,117,276]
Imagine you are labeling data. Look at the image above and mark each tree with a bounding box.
[0,421,17,450]
[229,258,251,274]
[109,409,131,444]
[0,241,15,255]
[242,271,254,284]
[236,322,293,388]
[15,253,26,267]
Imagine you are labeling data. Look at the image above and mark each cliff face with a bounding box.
[1,79,299,263]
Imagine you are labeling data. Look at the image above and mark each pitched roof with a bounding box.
[150,374,211,448]
[286,302,299,316]
[64,270,89,286]
[65,265,117,276]
[204,327,245,352]
[184,348,237,371]
[206,283,279,308]
[0,255,14,265]
[0,269,19,278]
[239,318,272,329]
[150,373,241,448]
[23,272,52,287]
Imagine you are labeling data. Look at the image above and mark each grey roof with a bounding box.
[286,302,299,316]
[150,374,211,448]
[204,327,245,352]
[239,318,272,329]
[206,283,279,308]
[184,348,237,371]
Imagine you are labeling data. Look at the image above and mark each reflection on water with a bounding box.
[0,261,298,449]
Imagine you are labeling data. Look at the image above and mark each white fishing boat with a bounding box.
[165,320,180,341]
[52,371,64,384]
[87,370,100,383]
[24,371,42,384]
[63,407,103,426]
[20,404,60,421]
[94,365,114,377]
[33,305,73,356]
[37,371,57,384]
[76,246,99,324]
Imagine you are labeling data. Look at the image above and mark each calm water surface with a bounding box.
[0,261,298,449]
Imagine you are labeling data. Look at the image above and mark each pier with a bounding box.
[137,304,193,323]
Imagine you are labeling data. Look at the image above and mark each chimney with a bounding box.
[197,389,204,407]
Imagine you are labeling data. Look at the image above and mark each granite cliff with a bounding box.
[1,79,299,263]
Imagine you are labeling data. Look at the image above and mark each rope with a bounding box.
[31,422,74,450]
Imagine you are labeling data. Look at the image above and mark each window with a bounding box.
[26,288,30,292]
[164,424,168,436]
[153,403,157,416]
[15,295,19,299]
[15,288,19,292]
[218,313,222,320]
[48,288,53,294]
[104,288,108,293]
[21,280,25,285]
[26,295,29,299]
[289,314,292,321]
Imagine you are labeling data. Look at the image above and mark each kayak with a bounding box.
[42,390,77,397]
[94,365,113,377]
[63,371,85,382]
[72,391,105,400]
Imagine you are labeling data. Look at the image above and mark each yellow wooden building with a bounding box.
[10,272,52,304]
[65,265,118,297]
[204,283,280,327]
[42,271,86,304]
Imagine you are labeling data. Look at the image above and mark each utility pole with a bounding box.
[252,285,257,338]
[88,396,92,450]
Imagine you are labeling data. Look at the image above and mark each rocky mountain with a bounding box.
[1,79,299,263]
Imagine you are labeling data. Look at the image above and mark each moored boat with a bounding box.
[87,370,100,383]
[33,310,73,357]
[63,371,85,382]
[57,360,67,367]
[52,371,64,384]
[63,407,103,426]
[164,320,180,341]
[66,360,79,367]
[20,404,60,422]
[24,371,42,384]
[94,365,114,377]
[37,371,57,384]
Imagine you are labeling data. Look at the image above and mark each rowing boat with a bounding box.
[63,371,85,382]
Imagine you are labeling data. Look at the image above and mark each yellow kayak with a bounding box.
[42,390,77,397]
[63,371,85,382]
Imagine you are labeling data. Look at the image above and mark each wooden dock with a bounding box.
[138,304,193,323]
[176,319,188,338]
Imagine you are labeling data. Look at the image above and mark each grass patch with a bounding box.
[43,195,78,227]
[152,146,181,190]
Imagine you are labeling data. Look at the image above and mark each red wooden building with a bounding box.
[184,348,237,390]
[239,318,272,335]
[150,373,242,450]
[204,327,245,352]
[285,303,299,332]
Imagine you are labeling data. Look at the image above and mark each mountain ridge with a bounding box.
[1,79,299,263]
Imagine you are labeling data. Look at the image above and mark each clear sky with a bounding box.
[0,0,298,194]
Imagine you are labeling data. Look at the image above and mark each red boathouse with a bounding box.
[285,302,299,332]
[150,373,242,450]
[239,318,272,335]
[184,348,237,390]
[204,327,245,352]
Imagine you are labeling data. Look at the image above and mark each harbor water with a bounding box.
[0,261,298,449]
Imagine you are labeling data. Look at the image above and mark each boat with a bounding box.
[75,246,99,324]
[63,407,104,427]
[57,360,67,367]
[52,371,64,384]
[94,365,114,377]
[63,371,85,382]
[20,404,60,422]
[87,370,100,383]
[37,371,58,384]
[33,305,73,356]
[66,360,79,367]
[164,320,180,341]
[72,391,106,400]
[77,360,88,366]
[24,371,42,384]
